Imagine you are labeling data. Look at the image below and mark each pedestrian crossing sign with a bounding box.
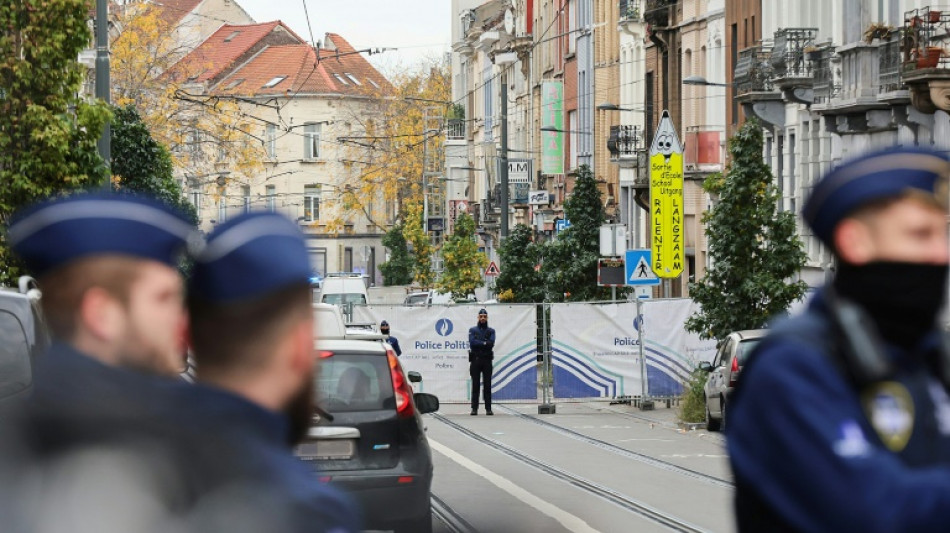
[625,250,660,286]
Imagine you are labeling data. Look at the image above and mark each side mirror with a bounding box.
[407,371,422,383]
[414,392,440,414]
[698,361,713,373]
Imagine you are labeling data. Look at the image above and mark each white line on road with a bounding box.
[429,439,603,533]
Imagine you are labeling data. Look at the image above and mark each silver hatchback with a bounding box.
[699,329,767,431]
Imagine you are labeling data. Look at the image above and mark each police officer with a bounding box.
[468,308,496,416]
[380,320,401,356]
[3,193,198,529]
[729,147,950,532]
[184,211,360,532]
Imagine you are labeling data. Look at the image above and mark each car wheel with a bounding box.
[395,507,432,533]
[705,404,721,432]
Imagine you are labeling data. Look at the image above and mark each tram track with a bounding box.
[495,405,733,489]
[431,493,478,533]
[432,413,709,533]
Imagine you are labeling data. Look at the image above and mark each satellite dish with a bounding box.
[504,9,515,35]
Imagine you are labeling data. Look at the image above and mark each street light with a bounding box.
[682,75,734,87]
[596,102,646,112]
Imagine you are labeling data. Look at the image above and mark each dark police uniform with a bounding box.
[468,311,496,414]
[381,320,402,356]
[728,147,950,532]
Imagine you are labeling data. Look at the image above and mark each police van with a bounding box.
[0,277,49,409]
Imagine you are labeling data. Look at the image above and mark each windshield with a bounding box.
[316,353,394,413]
[321,293,367,306]
[737,339,762,365]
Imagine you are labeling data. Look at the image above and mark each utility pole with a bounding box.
[500,74,509,240]
[96,0,111,188]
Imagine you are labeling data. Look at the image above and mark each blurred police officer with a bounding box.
[729,147,950,532]
[3,192,197,531]
[380,320,401,355]
[468,308,496,415]
[184,211,360,532]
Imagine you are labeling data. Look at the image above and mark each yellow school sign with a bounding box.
[649,111,684,278]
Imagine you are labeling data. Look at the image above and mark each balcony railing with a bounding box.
[644,0,675,28]
[902,6,950,71]
[812,46,840,105]
[879,34,904,93]
[619,0,641,21]
[607,125,644,159]
[735,44,775,95]
[770,28,819,82]
[446,119,465,140]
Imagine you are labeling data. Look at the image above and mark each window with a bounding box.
[303,184,321,222]
[567,0,576,54]
[265,123,277,158]
[242,185,251,213]
[344,73,361,85]
[304,123,321,160]
[0,310,32,399]
[225,78,244,90]
[568,110,578,170]
[217,197,227,224]
[223,30,241,42]
[483,66,493,140]
[368,78,380,89]
[191,190,202,218]
[333,73,349,85]
[263,76,287,88]
[266,185,276,211]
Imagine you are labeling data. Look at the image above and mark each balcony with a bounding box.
[619,0,641,22]
[812,46,840,106]
[735,44,785,128]
[878,33,909,100]
[644,0,675,28]
[900,6,950,112]
[446,119,465,141]
[770,28,819,103]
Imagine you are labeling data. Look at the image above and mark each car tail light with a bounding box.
[318,350,334,359]
[388,350,414,419]
[729,355,740,387]
[397,476,415,484]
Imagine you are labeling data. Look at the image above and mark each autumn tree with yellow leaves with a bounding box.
[438,213,487,299]
[403,202,435,290]
[334,58,451,232]
[110,3,262,188]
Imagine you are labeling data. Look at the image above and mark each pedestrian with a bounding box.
[2,192,199,530]
[468,308,496,415]
[728,146,950,532]
[184,211,361,532]
[380,320,402,355]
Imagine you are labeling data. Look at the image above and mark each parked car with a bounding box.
[302,337,439,533]
[317,273,369,308]
[403,290,475,307]
[699,329,767,432]
[0,277,48,410]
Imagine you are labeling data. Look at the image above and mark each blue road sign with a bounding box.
[556,219,571,233]
[626,249,660,286]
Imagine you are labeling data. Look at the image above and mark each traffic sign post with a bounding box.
[555,219,571,234]
[649,111,685,281]
[625,249,660,286]
[485,261,501,276]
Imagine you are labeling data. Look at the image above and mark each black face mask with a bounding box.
[381,328,390,335]
[285,377,315,447]
[834,261,949,350]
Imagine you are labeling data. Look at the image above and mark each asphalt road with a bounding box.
[424,401,734,533]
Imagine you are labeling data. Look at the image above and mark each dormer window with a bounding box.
[333,73,349,85]
[263,76,287,88]
[225,78,245,89]
[345,73,361,85]
[224,31,241,42]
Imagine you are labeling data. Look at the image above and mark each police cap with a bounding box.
[802,146,950,247]
[190,211,310,303]
[7,193,197,276]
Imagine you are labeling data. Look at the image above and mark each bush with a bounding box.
[678,368,708,423]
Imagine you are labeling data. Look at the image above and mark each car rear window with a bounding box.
[736,338,762,365]
[316,353,394,413]
[0,310,32,399]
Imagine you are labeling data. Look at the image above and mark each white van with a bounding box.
[317,272,369,307]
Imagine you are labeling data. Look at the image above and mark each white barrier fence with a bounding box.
[352,300,718,403]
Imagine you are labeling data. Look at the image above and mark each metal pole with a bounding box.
[637,297,653,410]
[96,0,111,188]
[500,74,509,241]
[539,302,555,414]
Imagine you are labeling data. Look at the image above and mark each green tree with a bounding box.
[0,0,112,285]
[685,119,808,341]
[111,105,197,225]
[494,224,544,303]
[403,202,435,289]
[541,164,625,301]
[437,213,487,299]
[379,223,414,286]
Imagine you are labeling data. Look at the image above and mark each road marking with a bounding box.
[616,438,675,443]
[429,439,603,533]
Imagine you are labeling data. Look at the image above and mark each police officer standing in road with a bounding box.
[380,320,401,356]
[729,147,950,532]
[184,211,360,532]
[468,308,496,416]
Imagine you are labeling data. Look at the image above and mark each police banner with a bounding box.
[549,301,716,399]
[352,305,538,402]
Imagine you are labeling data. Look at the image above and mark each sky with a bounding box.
[235,0,452,73]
